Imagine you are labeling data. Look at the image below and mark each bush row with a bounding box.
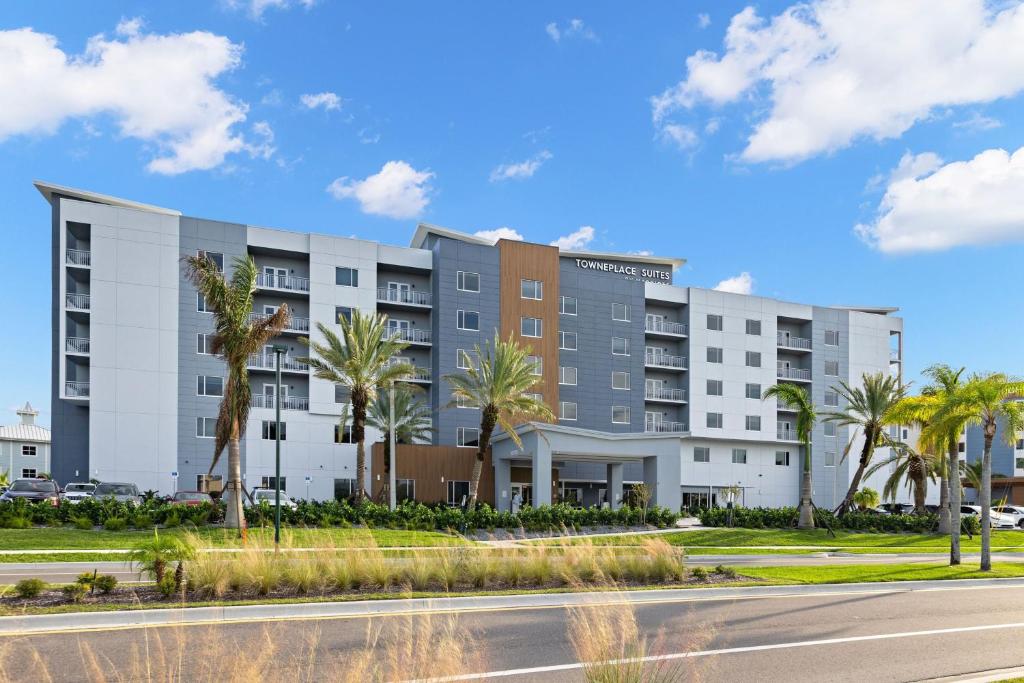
[697,506,982,534]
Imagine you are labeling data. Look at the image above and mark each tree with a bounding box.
[128,530,195,585]
[183,254,289,531]
[864,443,940,514]
[762,383,816,529]
[367,384,434,504]
[444,333,554,511]
[932,373,1024,571]
[852,487,880,511]
[822,372,907,515]
[299,311,412,502]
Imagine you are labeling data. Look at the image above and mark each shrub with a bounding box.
[690,566,709,582]
[714,565,737,579]
[15,578,45,599]
[157,573,177,598]
[698,505,939,534]
[62,583,88,603]
[131,514,154,529]
[94,574,118,594]
[71,515,94,530]
[103,517,127,531]
[0,513,31,529]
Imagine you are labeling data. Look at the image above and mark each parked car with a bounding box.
[171,491,213,507]
[992,505,1024,529]
[961,505,1017,529]
[247,488,298,510]
[61,482,96,503]
[92,482,142,505]
[0,478,60,505]
[880,503,915,515]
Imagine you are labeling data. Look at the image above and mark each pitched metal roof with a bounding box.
[0,424,50,444]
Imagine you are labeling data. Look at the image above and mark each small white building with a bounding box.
[0,403,51,480]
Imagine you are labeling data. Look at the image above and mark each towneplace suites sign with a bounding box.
[573,258,672,283]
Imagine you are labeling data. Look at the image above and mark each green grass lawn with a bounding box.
[742,562,1024,584]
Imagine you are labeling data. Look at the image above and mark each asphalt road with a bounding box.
[3,582,1024,681]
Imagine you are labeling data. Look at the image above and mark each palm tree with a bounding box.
[183,254,289,531]
[443,333,554,511]
[932,373,1024,570]
[367,384,434,504]
[762,383,816,529]
[299,311,412,502]
[852,487,880,511]
[823,372,907,515]
[864,443,940,514]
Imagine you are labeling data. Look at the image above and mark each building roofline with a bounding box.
[832,306,900,315]
[33,181,181,217]
[491,421,689,443]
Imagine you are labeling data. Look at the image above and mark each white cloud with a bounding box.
[953,112,1003,132]
[115,17,144,37]
[0,24,262,174]
[865,151,944,191]
[550,226,595,250]
[697,13,711,29]
[474,227,524,242]
[629,249,654,256]
[224,0,316,21]
[545,18,597,43]
[247,121,276,160]
[704,118,721,135]
[260,88,283,106]
[659,123,698,150]
[545,22,561,42]
[358,127,380,144]
[326,161,433,220]
[489,150,552,182]
[300,92,341,111]
[652,1,1024,164]
[713,272,754,294]
[856,146,1024,253]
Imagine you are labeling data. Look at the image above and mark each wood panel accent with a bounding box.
[371,443,495,505]
[497,239,560,421]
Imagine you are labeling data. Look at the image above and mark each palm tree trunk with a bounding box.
[836,427,874,515]
[466,407,497,512]
[223,431,245,532]
[352,394,367,503]
[937,470,951,533]
[981,430,994,571]
[798,441,814,529]
[913,465,927,514]
[948,439,961,565]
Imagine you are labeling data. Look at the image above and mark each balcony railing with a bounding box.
[377,288,432,307]
[248,312,310,333]
[251,394,309,411]
[645,421,687,433]
[65,337,90,354]
[777,333,812,349]
[66,249,91,267]
[255,273,310,293]
[776,399,798,411]
[247,354,309,372]
[645,352,687,369]
[645,387,687,402]
[65,381,90,398]
[389,328,432,344]
[65,293,91,310]
[645,319,688,336]
[405,367,432,382]
[777,428,800,441]
[777,366,812,381]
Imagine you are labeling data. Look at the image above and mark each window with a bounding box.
[732,448,747,464]
[457,349,474,369]
[694,447,710,463]
[1017,438,1024,450]
[526,355,543,375]
[745,351,762,368]
[612,406,631,424]
[824,451,836,467]
[335,306,352,324]
[457,427,480,448]
[447,480,470,506]
[824,360,839,376]
[334,478,357,501]
[21,468,36,479]
[612,371,631,390]
[707,412,723,429]
[456,394,478,409]
[196,417,216,439]
[334,424,354,443]
[197,293,211,313]
[612,303,630,322]
[958,442,965,453]
[560,296,577,315]
[197,250,224,272]
[825,329,840,346]
[457,271,480,292]
[707,347,723,363]
[824,389,839,407]
[335,385,350,404]
[612,337,630,356]
[197,375,224,397]
[824,422,837,437]
[707,379,723,396]
[560,366,577,385]
[524,392,543,402]
[775,451,790,466]
[335,267,359,287]
[396,479,415,502]
[707,314,723,331]
[560,402,578,421]
[745,319,762,335]
[457,310,480,331]
[521,317,542,337]
[560,330,577,350]
[521,279,543,300]
[261,476,286,490]
[197,333,213,355]
[746,415,761,431]
[261,420,286,440]
[745,383,761,399]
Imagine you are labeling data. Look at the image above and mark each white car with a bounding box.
[61,482,96,503]
[961,505,1017,529]
[248,488,298,510]
[992,506,1024,529]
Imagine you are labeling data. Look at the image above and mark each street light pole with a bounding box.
[272,344,287,553]
[388,379,397,511]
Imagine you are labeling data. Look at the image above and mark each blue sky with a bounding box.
[2,0,1024,427]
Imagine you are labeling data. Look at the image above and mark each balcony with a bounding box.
[404,367,432,383]
[65,381,90,398]
[645,386,687,403]
[66,249,91,267]
[777,428,800,442]
[247,354,309,372]
[65,293,91,311]
[645,319,688,337]
[389,328,432,345]
[377,287,432,308]
[251,394,309,411]
[248,312,310,334]
[777,332,812,351]
[777,366,812,382]
[65,337,90,354]
[255,273,310,294]
[776,400,799,413]
[645,421,687,433]
[645,352,687,370]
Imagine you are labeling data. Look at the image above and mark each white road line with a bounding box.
[420,621,1024,682]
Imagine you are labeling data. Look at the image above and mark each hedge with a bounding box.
[698,506,982,535]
